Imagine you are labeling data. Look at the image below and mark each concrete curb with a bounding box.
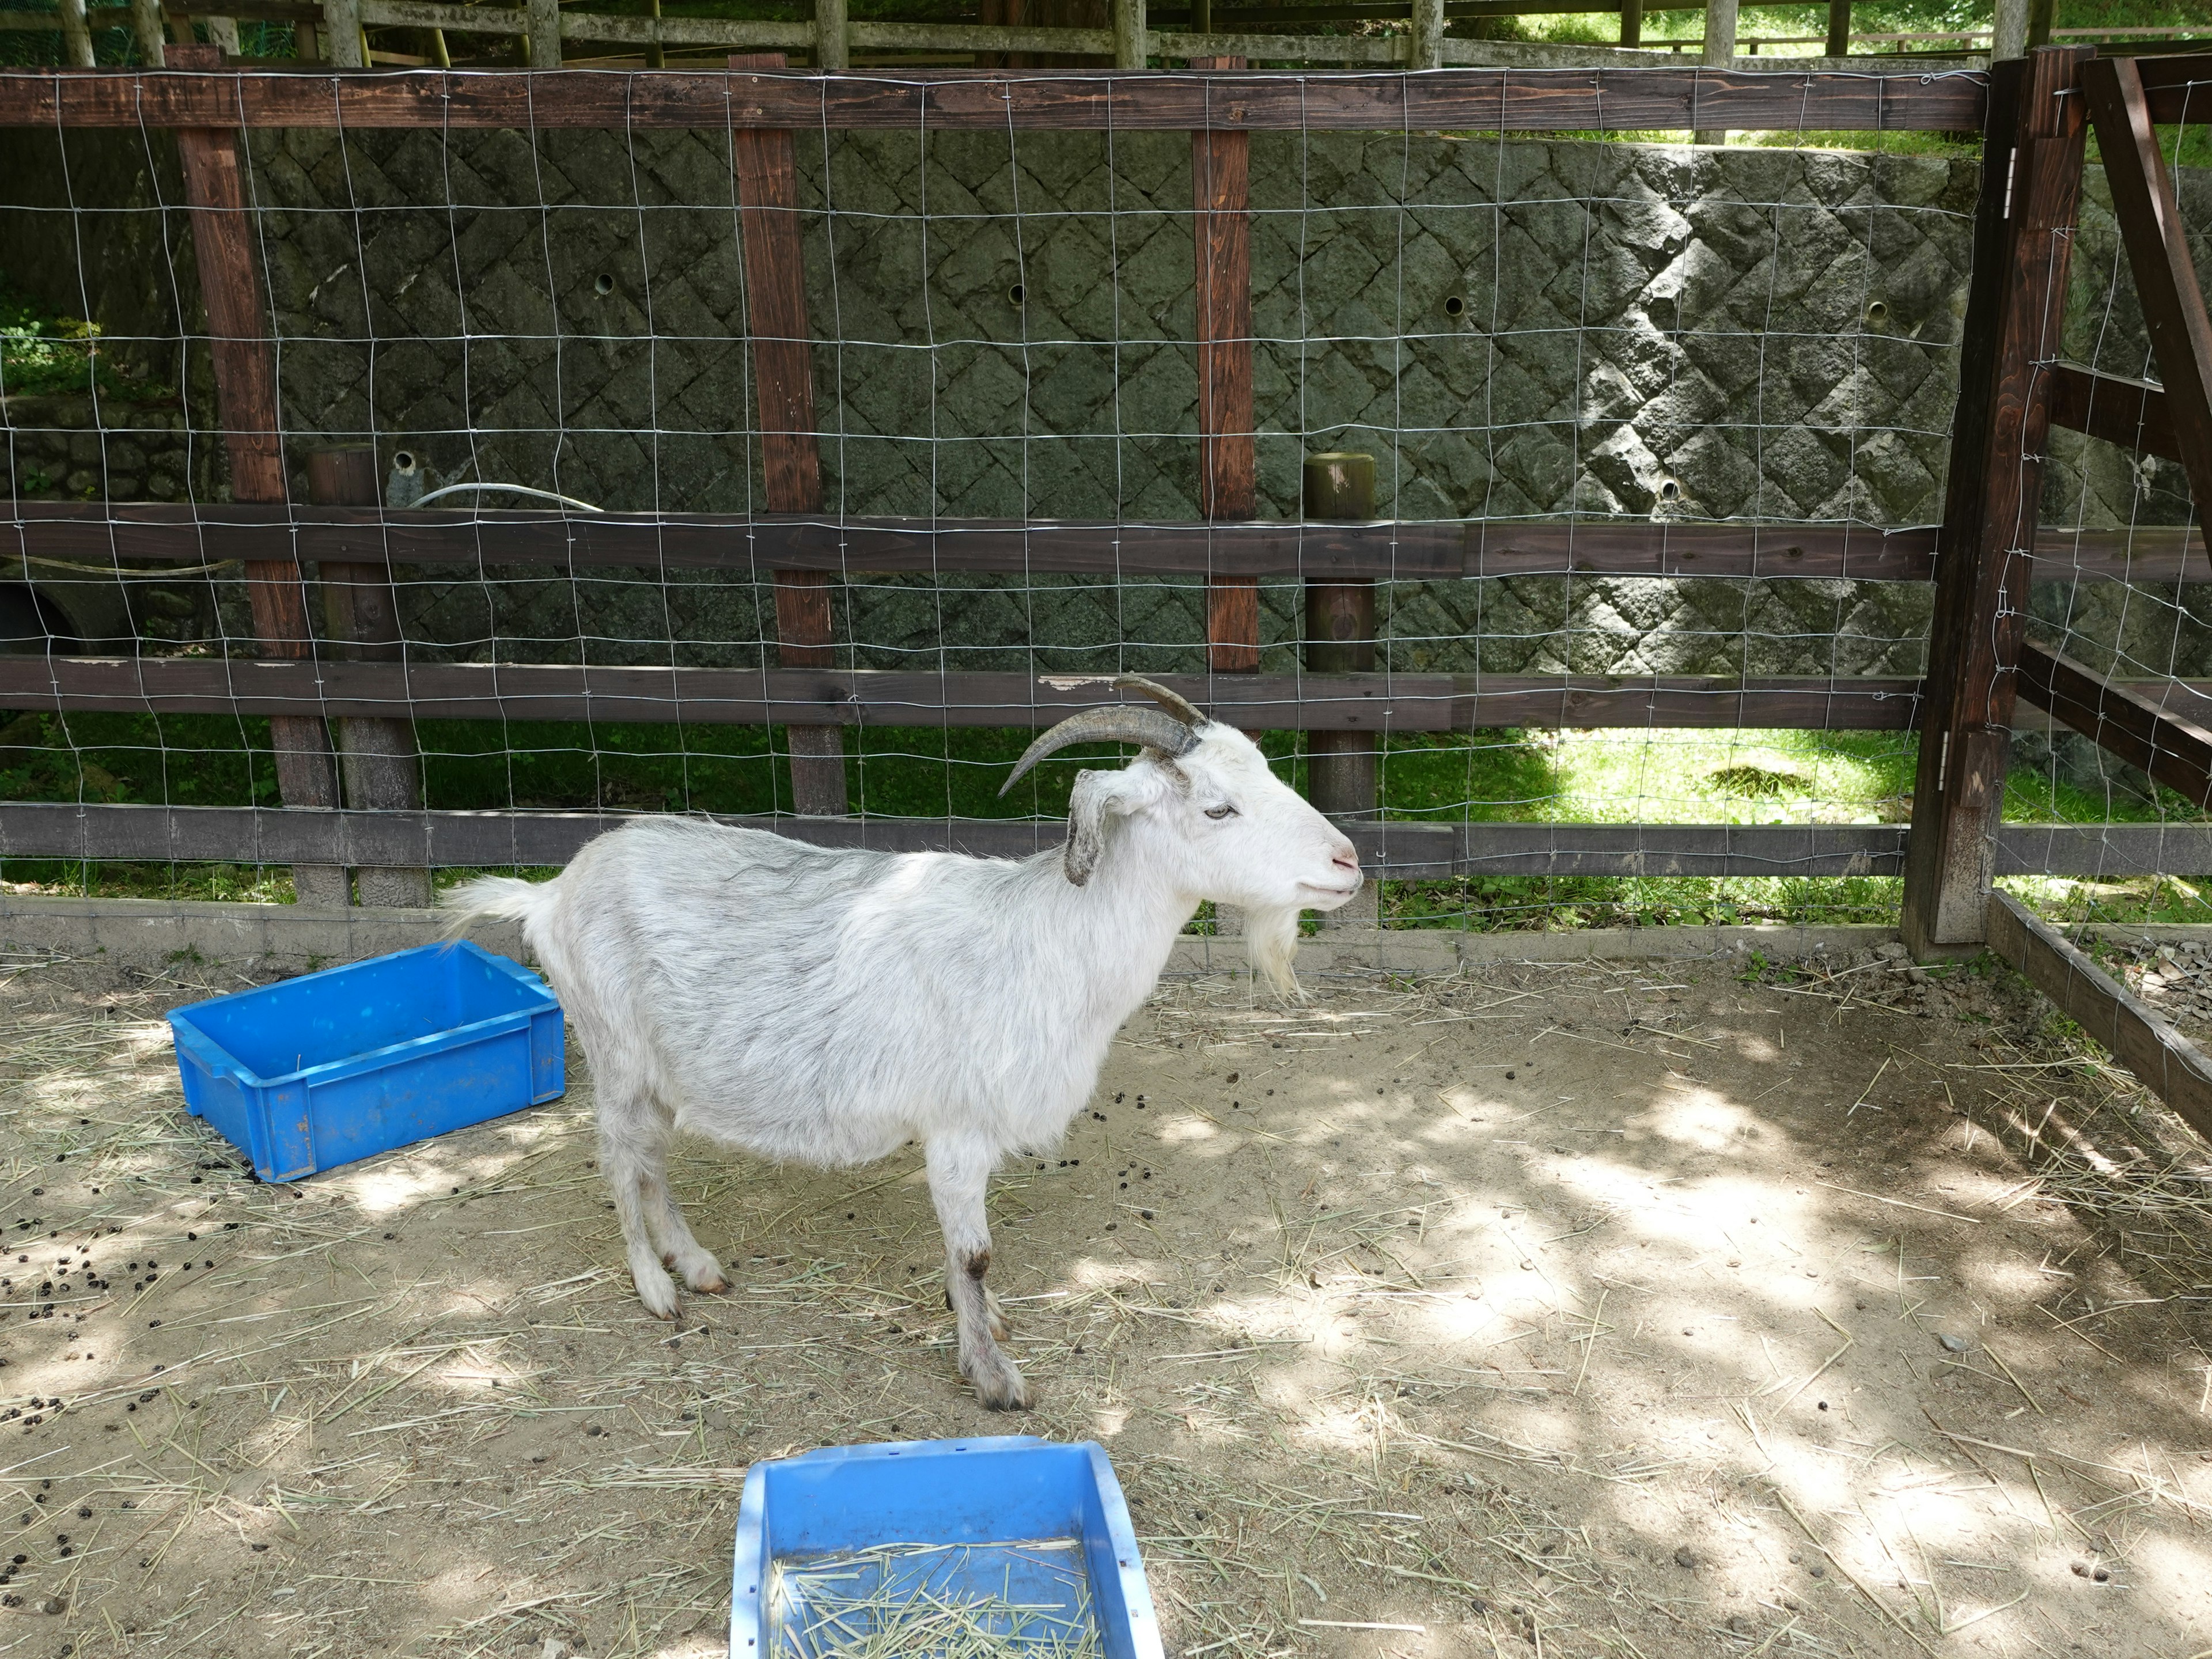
[1,893,1903,976]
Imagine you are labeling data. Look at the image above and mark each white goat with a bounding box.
[444,678,1361,1408]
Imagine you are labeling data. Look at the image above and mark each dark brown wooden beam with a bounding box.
[733,52,846,817]
[2014,637,2212,809]
[0,658,1926,729]
[0,65,1988,134]
[0,509,1955,581]
[2044,362,2181,464]
[2082,55,2212,516]
[1902,47,2090,958]
[1192,56,1259,675]
[169,43,346,907]
[2129,52,2212,126]
[10,806,2212,884]
[1987,889,2212,1143]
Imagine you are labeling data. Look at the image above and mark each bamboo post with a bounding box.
[1114,0,1146,69]
[168,44,348,907]
[130,0,164,65]
[732,53,847,817]
[814,0,847,69]
[1193,56,1256,676]
[56,0,95,66]
[1900,47,2092,958]
[309,445,432,909]
[1823,0,1847,58]
[320,0,362,66]
[1692,0,1737,144]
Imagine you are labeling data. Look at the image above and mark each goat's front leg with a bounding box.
[925,1136,1029,1411]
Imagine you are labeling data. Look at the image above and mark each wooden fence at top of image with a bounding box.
[0,50,2209,957]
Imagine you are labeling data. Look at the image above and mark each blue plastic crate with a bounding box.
[167,941,563,1182]
[732,1436,1163,1659]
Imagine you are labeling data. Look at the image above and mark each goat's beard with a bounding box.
[1244,905,1304,1000]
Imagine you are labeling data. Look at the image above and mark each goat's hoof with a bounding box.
[963,1353,1031,1411]
[672,1248,728,1294]
[632,1263,681,1320]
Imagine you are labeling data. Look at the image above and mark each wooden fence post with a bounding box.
[168,45,348,907]
[1114,0,1147,69]
[1899,46,2091,959]
[1304,451,1376,818]
[814,0,848,69]
[1991,0,2026,58]
[130,0,165,65]
[1692,0,1738,145]
[732,52,847,817]
[1304,450,1383,930]
[319,0,362,66]
[526,0,559,66]
[1193,57,1256,676]
[1618,0,1642,48]
[1410,0,1443,70]
[309,445,431,908]
[56,0,95,66]
[1823,0,1848,58]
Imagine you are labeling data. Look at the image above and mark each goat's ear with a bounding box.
[1064,767,1154,886]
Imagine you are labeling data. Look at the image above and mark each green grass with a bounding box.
[7,715,2207,929]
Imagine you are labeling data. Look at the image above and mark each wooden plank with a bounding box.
[2014,637,2212,808]
[0,508,1948,580]
[307,444,431,907]
[1987,888,2212,1142]
[1900,48,2089,957]
[2045,361,2181,464]
[1193,56,1259,675]
[2129,51,2212,126]
[168,44,345,907]
[0,657,1926,729]
[2082,55,2212,515]
[0,65,1990,133]
[12,804,2212,884]
[732,51,846,817]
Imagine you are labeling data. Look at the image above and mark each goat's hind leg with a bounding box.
[925,1137,1028,1410]
[597,1077,689,1318]
[644,1118,727,1296]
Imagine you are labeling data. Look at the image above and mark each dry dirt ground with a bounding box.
[1,938,2210,1659]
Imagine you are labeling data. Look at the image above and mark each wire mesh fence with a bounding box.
[0,58,2203,935]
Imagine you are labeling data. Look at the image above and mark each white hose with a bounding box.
[411,482,604,513]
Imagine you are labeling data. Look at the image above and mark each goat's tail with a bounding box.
[439,873,559,942]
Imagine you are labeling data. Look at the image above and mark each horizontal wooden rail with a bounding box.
[2046,362,2181,463]
[0,64,1988,132]
[2130,51,2212,124]
[2015,637,2212,808]
[10,508,2211,581]
[3,508,1942,581]
[4,802,2209,880]
[1987,888,2212,1139]
[0,659,1924,729]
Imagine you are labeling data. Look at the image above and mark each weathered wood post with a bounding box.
[526,0,560,66]
[1823,0,1849,58]
[1899,46,2091,959]
[732,53,847,817]
[1619,0,1642,48]
[308,445,432,908]
[1192,57,1256,675]
[169,44,348,907]
[1692,0,1738,145]
[1305,452,1380,930]
[813,0,848,69]
[129,0,165,66]
[319,0,363,66]
[1113,0,1146,68]
[55,0,95,66]
[1410,0,1443,70]
[1991,0,2026,58]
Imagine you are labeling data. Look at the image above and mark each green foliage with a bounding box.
[0,274,159,402]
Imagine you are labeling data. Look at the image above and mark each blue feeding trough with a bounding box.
[168,941,563,1182]
[732,1436,1163,1659]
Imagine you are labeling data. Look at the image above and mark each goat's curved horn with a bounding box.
[999,703,1201,796]
[1112,673,1208,729]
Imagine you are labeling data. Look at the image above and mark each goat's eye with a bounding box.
[1204,803,1238,820]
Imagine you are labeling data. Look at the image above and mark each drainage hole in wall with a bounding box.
[1008,283,1026,306]
[594,273,616,297]
[1443,294,1464,317]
